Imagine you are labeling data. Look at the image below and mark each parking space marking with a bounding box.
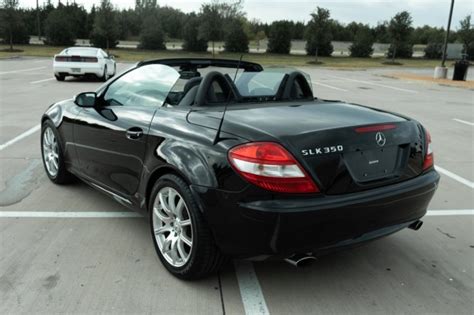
[0,66,46,75]
[0,209,472,219]
[436,166,474,189]
[0,124,40,151]
[312,81,348,92]
[0,211,142,218]
[327,75,418,93]
[427,210,474,216]
[30,78,55,84]
[234,260,270,315]
[453,118,474,126]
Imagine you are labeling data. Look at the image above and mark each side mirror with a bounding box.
[109,54,115,60]
[74,92,97,107]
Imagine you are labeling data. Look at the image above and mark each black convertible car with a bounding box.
[41,58,439,279]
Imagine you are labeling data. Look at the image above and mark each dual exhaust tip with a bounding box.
[408,220,423,231]
[284,253,317,267]
[284,220,423,267]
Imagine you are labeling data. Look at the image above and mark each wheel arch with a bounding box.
[145,164,192,212]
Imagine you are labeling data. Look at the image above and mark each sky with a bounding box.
[20,0,474,28]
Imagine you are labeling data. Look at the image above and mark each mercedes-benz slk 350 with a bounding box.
[40,58,439,279]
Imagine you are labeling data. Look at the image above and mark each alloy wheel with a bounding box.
[42,127,59,177]
[152,187,193,268]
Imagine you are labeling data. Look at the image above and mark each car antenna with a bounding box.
[213,55,243,145]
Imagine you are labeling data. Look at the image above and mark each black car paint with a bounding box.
[42,58,439,258]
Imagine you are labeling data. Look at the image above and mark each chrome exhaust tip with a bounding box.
[408,220,423,231]
[284,253,317,267]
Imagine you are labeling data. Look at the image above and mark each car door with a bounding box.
[73,64,180,197]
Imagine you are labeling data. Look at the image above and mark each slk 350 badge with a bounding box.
[301,145,344,156]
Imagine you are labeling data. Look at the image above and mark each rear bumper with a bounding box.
[191,170,440,258]
[53,62,103,76]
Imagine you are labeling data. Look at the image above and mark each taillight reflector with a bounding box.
[228,142,319,193]
[355,124,397,133]
[55,56,67,62]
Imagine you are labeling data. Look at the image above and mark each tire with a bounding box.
[149,174,226,280]
[110,64,116,78]
[41,120,74,184]
[55,74,65,81]
[101,65,109,82]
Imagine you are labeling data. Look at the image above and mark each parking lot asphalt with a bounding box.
[1,57,473,314]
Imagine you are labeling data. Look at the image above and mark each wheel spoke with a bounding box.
[175,199,185,218]
[180,219,191,227]
[47,129,53,145]
[179,234,192,247]
[168,188,177,214]
[154,225,171,236]
[170,238,179,264]
[159,192,172,216]
[47,159,53,170]
[153,206,171,223]
[52,157,58,169]
[43,132,50,146]
[162,234,173,253]
[177,239,188,261]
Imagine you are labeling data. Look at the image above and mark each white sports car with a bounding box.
[53,47,116,81]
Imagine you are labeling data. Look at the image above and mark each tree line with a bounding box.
[1,0,473,60]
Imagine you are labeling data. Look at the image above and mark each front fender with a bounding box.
[42,103,62,127]
[42,99,79,128]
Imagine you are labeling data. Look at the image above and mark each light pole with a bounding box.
[434,0,455,78]
[441,0,455,67]
[36,0,41,41]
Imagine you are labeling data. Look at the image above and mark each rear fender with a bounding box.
[155,139,218,188]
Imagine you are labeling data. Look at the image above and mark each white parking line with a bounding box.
[30,78,55,84]
[436,166,474,189]
[312,81,348,92]
[0,211,141,218]
[327,75,418,93]
[0,207,471,315]
[452,118,474,126]
[0,209,471,218]
[427,210,474,216]
[0,66,46,75]
[234,260,270,315]
[0,124,41,151]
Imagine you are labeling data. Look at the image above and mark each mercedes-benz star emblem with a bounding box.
[375,132,386,147]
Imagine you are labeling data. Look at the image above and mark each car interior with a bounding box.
[167,69,314,107]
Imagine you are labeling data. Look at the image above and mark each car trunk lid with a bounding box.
[187,100,425,194]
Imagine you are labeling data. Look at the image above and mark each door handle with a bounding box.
[126,127,143,140]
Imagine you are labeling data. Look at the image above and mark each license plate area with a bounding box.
[344,146,400,182]
[71,68,81,73]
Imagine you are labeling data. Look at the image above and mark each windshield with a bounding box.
[103,64,180,108]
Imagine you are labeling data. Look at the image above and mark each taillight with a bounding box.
[55,56,67,62]
[422,128,434,170]
[83,57,98,63]
[228,142,319,193]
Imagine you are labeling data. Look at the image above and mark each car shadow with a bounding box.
[63,75,105,83]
